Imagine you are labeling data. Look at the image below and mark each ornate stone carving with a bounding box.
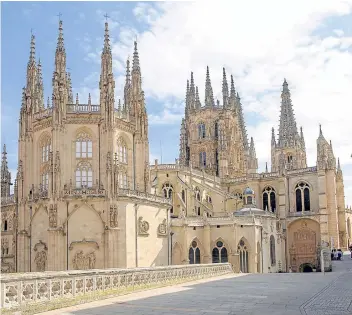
[69,238,99,250]
[138,216,149,236]
[157,219,167,236]
[1,238,9,255]
[54,151,60,172]
[34,250,47,272]
[109,205,118,228]
[72,250,96,270]
[49,204,57,228]
[34,240,48,252]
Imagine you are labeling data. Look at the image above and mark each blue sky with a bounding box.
[2,1,352,204]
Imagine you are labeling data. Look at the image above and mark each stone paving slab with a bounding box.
[40,255,352,315]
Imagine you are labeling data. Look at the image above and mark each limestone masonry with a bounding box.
[1,20,351,274]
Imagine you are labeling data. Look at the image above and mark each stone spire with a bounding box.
[27,33,37,92]
[132,41,142,95]
[189,72,196,110]
[236,92,249,150]
[195,86,201,109]
[185,80,190,117]
[300,126,305,150]
[66,72,73,103]
[179,118,187,165]
[99,21,115,127]
[265,162,268,173]
[204,66,214,107]
[247,137,258,173]
[124,58,132,112]
[278,79,299,148]
[271,127,276,146]
[317,125,335,170]
[337,157,343,180]
[35,58,45,111]
[222,68,229,107]
[1,144,11,197]
[54,19,66,77]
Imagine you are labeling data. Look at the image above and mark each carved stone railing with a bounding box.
[286,166,317,175]
[33,107,53,120]
[66,104,100,114]
[28,186,48,202]
[118,189,172,205]
[0,195,16,206]
[0,263,232,310]
[63,185,106,197]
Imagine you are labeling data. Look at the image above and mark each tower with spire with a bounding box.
[179,66,254,177]
[271,79,307,172]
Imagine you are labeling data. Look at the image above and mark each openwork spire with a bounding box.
[103,21,111,53]
[66,72,73,103]
[189,72,196,109]
[204,66,214,107]
[236,92,249,150]
[29,34,36,66]
[1,144,9,178]
[230,75,236,99]
[271,127,276,146]
[56,20,65,52]
[26,33,37,91]
[278,79,299,148]
[132,41,140,73]
[222,68,229,107]
[1,144,11,197]
[36,58,44,110]
[125,58,131,84]
[195,86,201,109]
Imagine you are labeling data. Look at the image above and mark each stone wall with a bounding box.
[0,263,232,311]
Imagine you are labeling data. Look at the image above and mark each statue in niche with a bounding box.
[138,216,149,236]
[157,219,167,236]
[72,250,96,270]
[110,205,118,228]
[34,250,47,272]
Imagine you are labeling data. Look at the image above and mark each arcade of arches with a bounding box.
[288,219,320,273]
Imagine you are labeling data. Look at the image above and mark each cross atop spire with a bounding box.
[104,13,109,21]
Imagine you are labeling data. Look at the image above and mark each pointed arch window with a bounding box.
[162,183,173,199]
[214,121,219,139]
[270,235,276,266]
[118,171,128,189]
[295,182,310,212]
[76,132,93,158]
[199,152,206,167]
[75,162,93,188]
[195,187,201,201]
[238,239,249,273]
[189,240,201,264]
[198,123,206,139]
[212,240,228,263]
[117,138,128,164]
[262,187,276,212]
[41,142,51,163]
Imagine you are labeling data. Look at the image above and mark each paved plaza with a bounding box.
[42,254,352,315]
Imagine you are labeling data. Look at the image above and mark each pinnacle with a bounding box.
[132,41,140,72]
[56,20,65,52]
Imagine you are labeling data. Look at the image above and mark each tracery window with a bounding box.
[75,132,92,158]
[41,140,51,163]
[238,239,249,273]
[162,183,173,199]
[199,151,206,167]
[212,240,228,263]
[295,182,310,212]
[118,171,128,189]
[262,187,276,212]
[198,123,206,139]
[75,162,93,188]
[189,240,201,264]
[270,235,276,266]
[117,138,128,164]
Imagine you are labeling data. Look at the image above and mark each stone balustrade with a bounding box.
[0,263,232,311]
[66,104,101,114]
[118,189,172,205]
[63,185,106,197]
[287,166,317,175]
[0,195,16,206]
[33,107,53,120]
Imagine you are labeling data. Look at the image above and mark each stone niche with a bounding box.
[69,238,99,270]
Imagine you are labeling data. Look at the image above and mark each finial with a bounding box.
[2,143,7,155]
[56,17,65,52]
[88,93,91,105]
[319,124,323,136]
[132,40,140,72]
[76,93,79,104]
[57,12,62,22]
[337,157,341,170]
[103,19,110,52]
[265,162,268,173]
[29,33,36,65]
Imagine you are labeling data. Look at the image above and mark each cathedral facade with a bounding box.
[1,20,352,274]
[150,69,352,273]
[0,21,170,273]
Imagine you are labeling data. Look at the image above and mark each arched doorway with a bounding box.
[300,263,314,273]
[288,219,320,273]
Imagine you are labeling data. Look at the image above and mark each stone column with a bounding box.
[203,224,211,263]
[105,228,119,268]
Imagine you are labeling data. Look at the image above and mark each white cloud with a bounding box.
[81,1,352,203]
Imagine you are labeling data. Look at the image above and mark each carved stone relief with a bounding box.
[72,250,96,270]
[34,250,47,272]
[157,219,167,236]
[110,205,118,228]
[49,204,57,228]
[138,216,149,236]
